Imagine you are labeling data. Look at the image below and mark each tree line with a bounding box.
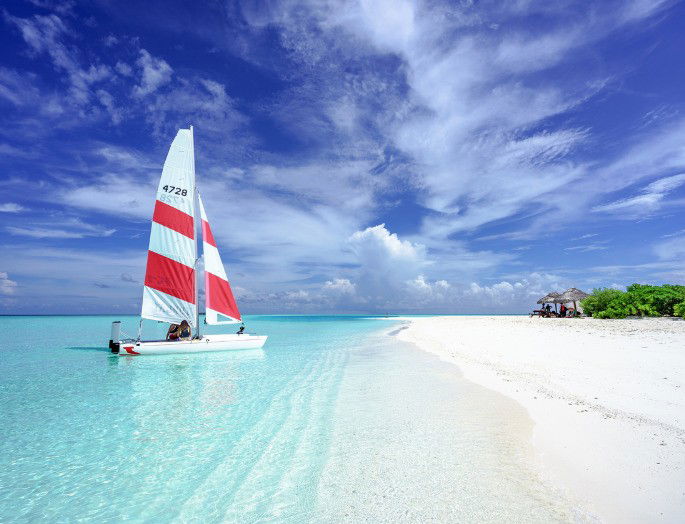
[581,284,685,319]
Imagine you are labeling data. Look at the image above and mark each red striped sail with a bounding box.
[199,196,241,323]
[140,128,198,328]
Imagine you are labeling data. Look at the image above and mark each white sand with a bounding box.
[397,316,685,523]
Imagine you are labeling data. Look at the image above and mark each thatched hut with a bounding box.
[537,291,562,313]
[559,287,589,314]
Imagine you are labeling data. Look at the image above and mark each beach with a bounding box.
[397,316,685,523]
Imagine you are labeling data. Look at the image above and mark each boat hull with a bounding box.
[117,334,267,355]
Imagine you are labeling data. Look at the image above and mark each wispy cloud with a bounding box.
[5,12,112,105]
[234,0,673,247]
[6,226,115,239]
[592,173,685,217]
[564,243,609,252]
[654,234,685,261]
[572,233,599,241]
[133,49,172,97]
[0,203,24,213]
[6,217,116,239]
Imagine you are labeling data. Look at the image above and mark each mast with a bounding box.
[190,125,201,338]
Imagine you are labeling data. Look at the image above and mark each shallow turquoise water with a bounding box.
[0,315,579,522]
[0,315,391,522]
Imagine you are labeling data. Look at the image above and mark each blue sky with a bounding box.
[1,0,684,314]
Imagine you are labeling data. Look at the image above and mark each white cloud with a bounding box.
[141,77,248,140]
[6,12,112,105]
[0,203,24,213]
[103,34,118,47]
[115,61,133,76]
[0,244,145,311]
[0,272,17,295]
[572,233,599,241]
[564,243,608,252]
[96,89,123,124]
[323,278,356,295]
[232,0,676,249]
[133,49,173,97]
[348,224,428,296]
[406,275,450,300]
[654,234,685,261]
[285,289,310,300]
[121,273,137,283]
[0,68,39,107]
[26,1,76,15]
[465,272,569,310]
[6,217,116,239]
[592,173,685,217]
[6,226,115,239]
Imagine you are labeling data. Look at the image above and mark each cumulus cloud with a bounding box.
[464,272,569,311]
[348,224,428,297]
[0,272,17,295]
[323,278,356,295]
[407,275,451,302]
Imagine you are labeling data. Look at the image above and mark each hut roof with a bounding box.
[560,287,589,302]
[537,292,562,304]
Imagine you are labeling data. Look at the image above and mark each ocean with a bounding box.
[0,315,577,522]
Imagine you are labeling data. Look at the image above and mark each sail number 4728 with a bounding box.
[162,185,188,196]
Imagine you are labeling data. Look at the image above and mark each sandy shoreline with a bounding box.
[397,315,685,523]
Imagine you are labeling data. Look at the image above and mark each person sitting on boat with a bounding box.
[179,320,191,340]
[236,325,245,335]
[166,323,180,340]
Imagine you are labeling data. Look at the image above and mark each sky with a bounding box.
[1,0,684,315]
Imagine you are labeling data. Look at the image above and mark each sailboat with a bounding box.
[108,127,267,355]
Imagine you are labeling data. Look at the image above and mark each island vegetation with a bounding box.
[581,284,685,319]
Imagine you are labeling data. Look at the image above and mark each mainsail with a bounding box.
[141,128,199,328]
[199,195,241,324]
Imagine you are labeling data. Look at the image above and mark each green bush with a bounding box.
[581,288,624,317]
[674,301,685,319]
[626,284,685,315]
[581,284,685,318]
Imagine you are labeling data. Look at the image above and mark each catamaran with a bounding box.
[108,126,267,355]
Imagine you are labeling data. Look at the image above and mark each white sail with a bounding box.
[199,196,241,324]
[141,128,199,328]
